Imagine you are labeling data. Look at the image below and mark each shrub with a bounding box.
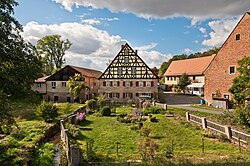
[236,103,250,127]
[36,102,59,122]
[31,143,56,166]
[145,106,165,114]
[101,106,111,116]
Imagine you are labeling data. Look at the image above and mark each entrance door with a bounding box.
[54,96,59,102]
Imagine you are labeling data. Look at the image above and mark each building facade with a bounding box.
[99,43,159,102]
[204,12,250,105]
[164,55,215,96]
[32,65,102,103]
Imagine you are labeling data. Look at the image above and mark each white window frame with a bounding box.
[106,81,111,87]
[125,93,131,98]
[146,81,151,87]
[139,82,143,87]
[229,66,236,74]
[52,82,56,89]
[107,93,112,98]
[113,93,117,98]
[125,81,130,87]
[113,81,117,87]
[62,82,67,87]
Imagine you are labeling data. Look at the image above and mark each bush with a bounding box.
[36,102,59,122]
[236,103,250,127]
[31,143,56,166]
[145,106,165,114]
[100,106,111,116]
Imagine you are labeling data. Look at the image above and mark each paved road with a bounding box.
[159,92,224,115]
[168,104,224,115]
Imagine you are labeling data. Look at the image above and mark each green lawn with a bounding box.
[76,107,250,164]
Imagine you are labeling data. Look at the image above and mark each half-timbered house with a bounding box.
[99,43,159,102]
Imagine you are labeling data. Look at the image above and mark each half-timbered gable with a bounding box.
[99,43,159,102]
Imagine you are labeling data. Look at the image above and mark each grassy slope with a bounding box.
[77,107,250,163]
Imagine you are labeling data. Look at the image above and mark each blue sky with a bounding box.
[15,0,248,71]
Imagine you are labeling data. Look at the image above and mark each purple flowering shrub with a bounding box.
[142,101,150,108]
[76,112,86,121]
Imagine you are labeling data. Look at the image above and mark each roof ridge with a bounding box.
[69,65,102,73]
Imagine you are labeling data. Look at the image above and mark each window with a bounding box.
[93,83,96,86]
[52,82,56,89]
[229,66,235,74]
[125,56,129,64]
[125,81,130,87]
[139,82,143,87]
[193,76,195,80]
[37,83,41,88]
[107,93,112,98]
[106,81,111,87]
[224,94,230,99]
[132,67,136,76]
[146,82,151,87]
[125,93,132,98]
[113,81,117,87]
[118,67,122,76]
[236,34,240,40]
[62,82,67,87]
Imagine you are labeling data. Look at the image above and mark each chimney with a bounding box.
[121,45,124,49]
[135,50,138,54]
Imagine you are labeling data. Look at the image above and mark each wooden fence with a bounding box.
[60,120,80,166]
[186,112,250,143]
[152,102,167,110]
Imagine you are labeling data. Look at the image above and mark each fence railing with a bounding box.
[60,120,80,166]
[186,112,250,143]
[152,102,167,110]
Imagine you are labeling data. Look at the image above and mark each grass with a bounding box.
[76,106,250,164]
[191,104,225,112]
[1,100,83,165]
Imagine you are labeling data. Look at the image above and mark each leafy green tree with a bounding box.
[229,57,250,104]
[0,92,16,134]
[37,35,72,75]
[0,0,43,98]
[67,73,89,102]
[177,73,191,93]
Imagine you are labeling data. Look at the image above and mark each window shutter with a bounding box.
[143,81,146,87]
[130,93,133,98]
[110,93,112,98]
[103,81,106,86]
[123,82,125,86]
[123,93,126,98]
[151,81,154,87]
[130,81,133,87]
[136,81,139,87]
[110,81,113,87]
[151,93,153,98]
[117,93,120,98]
[136,93,139,97]
[117,81,120,86]
[103,93,105,95]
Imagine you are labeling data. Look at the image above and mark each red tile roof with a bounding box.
[70,65,102,78]
[164,55,215,76]
[35,76,49,82]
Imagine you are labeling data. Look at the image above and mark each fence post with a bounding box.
[201,117,207,129]
[224,126,232,139]
[164,104,167,110]
[186,112,190,122]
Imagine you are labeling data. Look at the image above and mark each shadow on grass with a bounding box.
[78,120,93,127]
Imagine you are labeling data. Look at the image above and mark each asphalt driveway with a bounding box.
[159,92,201,105]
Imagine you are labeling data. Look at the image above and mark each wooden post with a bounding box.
[186,112,190,122]
[115,142,120,158]
[201,117,207,129]
[224,126,232,139]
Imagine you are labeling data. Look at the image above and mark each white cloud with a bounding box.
[202,16,240,47]
[194,40,199,44]
[199,27,206,33]
[135,43,157,51]
[53,0,249,22]
[183,48,193,54]
[81,18,101,25]
[21,22,168,70]
[81,17,119,25]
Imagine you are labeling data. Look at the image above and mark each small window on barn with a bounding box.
[37,83,41,88]
[132,67,136,76]
[124,56,129,64]
[52,82,56,89]
[62,82,67,87]
[229,66,235,74]
[236,34,240,40]
[118,67,122,76]
[224,94,230,99]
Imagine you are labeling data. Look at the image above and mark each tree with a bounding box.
[0,0,42,98]
[229,57,250,104]
[67,73,89,102]
[177,73,191,93]
[36,35,72,75]
[0,92,16,134]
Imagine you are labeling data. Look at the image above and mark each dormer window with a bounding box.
[236,34,240,40]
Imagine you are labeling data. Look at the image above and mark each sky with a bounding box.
[14,0,249,71]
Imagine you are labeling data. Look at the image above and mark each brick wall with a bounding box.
[204,13,250,105]
[99,79,158,102]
